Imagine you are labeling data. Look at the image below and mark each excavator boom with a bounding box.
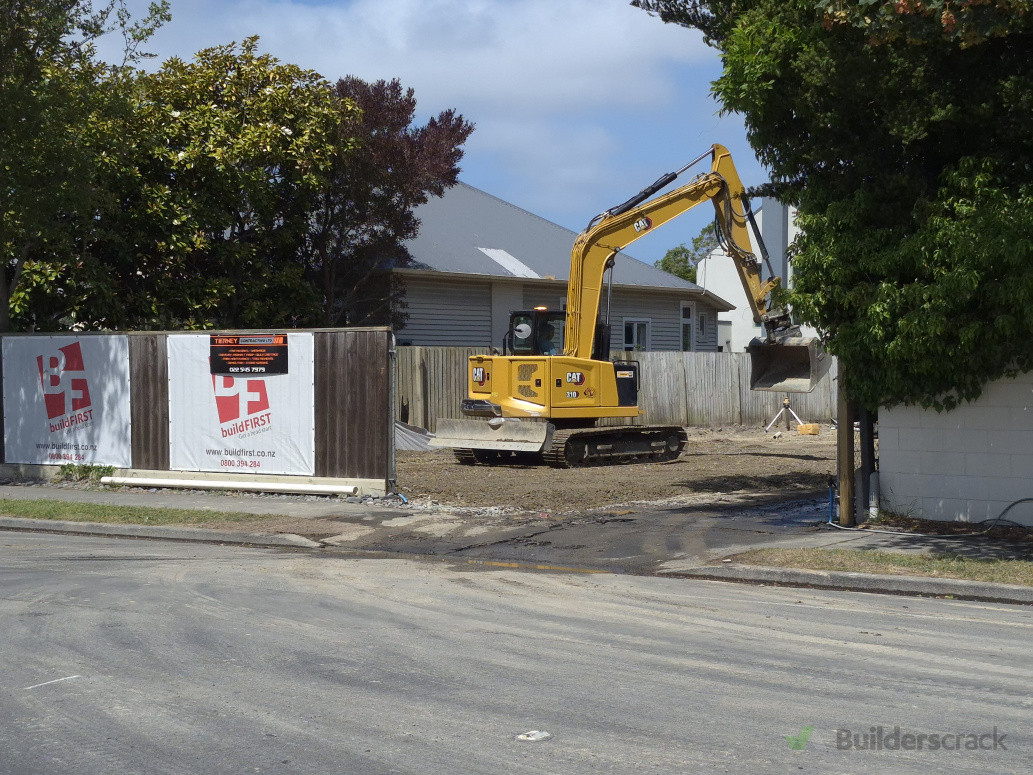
[566,144,829,392]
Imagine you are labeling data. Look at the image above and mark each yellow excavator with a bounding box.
[429,144,831,467]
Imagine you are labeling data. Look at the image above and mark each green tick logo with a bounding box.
[786,726,815,750]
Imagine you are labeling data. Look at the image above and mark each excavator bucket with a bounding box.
[747,336,832,393]
[428,418,552,452]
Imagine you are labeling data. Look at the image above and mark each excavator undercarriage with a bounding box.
[440,420,689,468]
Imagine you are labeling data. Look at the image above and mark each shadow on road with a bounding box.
[681,451,830,463]
[668,473,828,493]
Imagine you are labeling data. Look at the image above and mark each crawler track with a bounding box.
[453,425,688,468]
[543,425,688,468]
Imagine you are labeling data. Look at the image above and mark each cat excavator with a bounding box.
[429,144,831,467]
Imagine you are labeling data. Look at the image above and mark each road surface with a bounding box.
[2,532,1029,774]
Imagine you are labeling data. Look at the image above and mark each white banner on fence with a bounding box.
[2,335,132,466]
[167,334,315,475]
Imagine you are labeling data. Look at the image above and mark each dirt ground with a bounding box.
[184,426,836,540]
[395,426,837,515]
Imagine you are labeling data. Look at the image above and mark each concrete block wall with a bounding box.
[879,373,1033,526]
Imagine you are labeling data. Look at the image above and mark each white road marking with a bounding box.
[23,675,81,691]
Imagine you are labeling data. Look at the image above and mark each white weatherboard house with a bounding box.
[695,198,819,352]
[877,374,1033,527]
[394,182,734,351]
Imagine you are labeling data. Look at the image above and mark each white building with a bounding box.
[878,375,1033,526]
[695,198,817,352]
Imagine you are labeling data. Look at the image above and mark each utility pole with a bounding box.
[837,366,856,526]
[858,407,877,519]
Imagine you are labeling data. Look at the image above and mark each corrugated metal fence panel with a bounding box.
[128,333,169,470]
[396,346,837,429]
[315,329,392,480]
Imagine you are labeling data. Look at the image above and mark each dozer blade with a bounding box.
[748,336,832,393]
[428,418,552,452]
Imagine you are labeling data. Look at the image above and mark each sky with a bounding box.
[101,0,765,265]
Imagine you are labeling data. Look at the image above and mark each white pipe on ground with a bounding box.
[868,471,880,520]
[100,476,358,496]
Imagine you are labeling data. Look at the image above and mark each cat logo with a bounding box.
[633,216,653,233]
[472,366,488,385]
[566,371,586,385]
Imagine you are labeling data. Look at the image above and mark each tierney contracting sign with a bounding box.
[210,334,288,375]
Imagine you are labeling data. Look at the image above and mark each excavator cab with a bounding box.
[748,335,831,393]
[506,308,566,356]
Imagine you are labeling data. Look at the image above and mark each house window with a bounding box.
[681,303,695,351]
[698,310,707,340]
[624,319,650,351]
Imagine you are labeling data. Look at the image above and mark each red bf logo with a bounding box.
[211,376,270,424]
[37,343,91,420]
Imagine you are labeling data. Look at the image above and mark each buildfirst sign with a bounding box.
[2,336,132,467]
[168,334,315,475]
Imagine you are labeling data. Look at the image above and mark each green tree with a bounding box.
[654,222,719,283]
[63,37,353,330]
[0,0,169,331]
[304,77,474,328]
[634,0,1033,410]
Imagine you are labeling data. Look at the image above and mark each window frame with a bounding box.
[623,317,651,352]
[680,302,696,351]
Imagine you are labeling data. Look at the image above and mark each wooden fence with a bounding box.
[1,328,393,490]
[395,347,838,432]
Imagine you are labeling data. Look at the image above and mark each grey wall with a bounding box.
[399,274,722,352]
[398,275,493,346]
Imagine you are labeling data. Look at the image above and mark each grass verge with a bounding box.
[0,498,269,526]
[731,548,1033,587]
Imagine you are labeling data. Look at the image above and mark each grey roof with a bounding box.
[404,181,710,292]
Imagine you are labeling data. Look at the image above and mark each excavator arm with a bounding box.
[564,144,783,359]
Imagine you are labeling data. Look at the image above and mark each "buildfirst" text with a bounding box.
[221,412,272,438]
[49,409,93,433]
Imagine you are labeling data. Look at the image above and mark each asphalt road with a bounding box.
[2,532,1031,774]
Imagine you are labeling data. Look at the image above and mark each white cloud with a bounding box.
[126,0,707,113]
[100,0,759,258]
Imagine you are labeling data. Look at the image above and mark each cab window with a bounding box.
[510,313,535,354]
[540,313,565,355]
